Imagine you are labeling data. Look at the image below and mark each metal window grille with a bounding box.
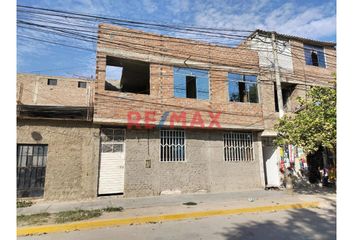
[100,128,125,153]
[223,132,254,161]
[160,129,185,162]
[17,144,48,198]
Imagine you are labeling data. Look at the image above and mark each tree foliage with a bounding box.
[274,86,336,154]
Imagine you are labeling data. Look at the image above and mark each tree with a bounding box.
[274,86,336,155]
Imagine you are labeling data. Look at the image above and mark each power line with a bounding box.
[17,5,254,33]
[16,6,336,63]
[17,5,336,85]
[16,16,337,67]
[15,5,337,135]
[17,32,336,83]
[17,5,336,53]
[17,24,262,71]
[17,35,94,52]
[18,23,336,75]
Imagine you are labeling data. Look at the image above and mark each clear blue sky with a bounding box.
[17,0,336,78]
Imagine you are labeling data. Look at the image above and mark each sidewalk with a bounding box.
[17,189,325,216]
[17,189,336,236]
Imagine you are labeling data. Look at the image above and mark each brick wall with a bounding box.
[287,40,336,86]
[246,35,336,132]
[258,73,279,131]
[94,24,264,130]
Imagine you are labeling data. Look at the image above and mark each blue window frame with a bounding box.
[304,44,326,68]
[228,73,258,103]
[173,67,209,100]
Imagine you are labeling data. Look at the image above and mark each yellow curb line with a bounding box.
[17,201,319,236]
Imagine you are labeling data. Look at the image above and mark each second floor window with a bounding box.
[105,56,150,94]
[304,44,326,68]
[174,67,209,100]
[228,73,258,103]
[47,78,57,86]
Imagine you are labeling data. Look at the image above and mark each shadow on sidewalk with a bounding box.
[290,176,337,195]
[218,198,336,240]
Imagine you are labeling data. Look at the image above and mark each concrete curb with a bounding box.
[17,201,319,236]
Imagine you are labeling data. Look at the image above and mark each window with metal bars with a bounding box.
[100,128,125,153]
[223,132,254,161]
[17,144,48,198]
[160,129,185,162]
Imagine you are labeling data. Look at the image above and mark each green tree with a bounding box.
[274,86,336,154]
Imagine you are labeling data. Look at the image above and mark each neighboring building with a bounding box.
[16,26,336,201]
[16,74,99,200]
[244,30,336,187]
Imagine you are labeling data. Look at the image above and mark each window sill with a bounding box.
[173,96,210,102]
[305,64,327,69]
[229,101,260,105]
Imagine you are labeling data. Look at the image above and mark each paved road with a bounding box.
[19,196,336,240]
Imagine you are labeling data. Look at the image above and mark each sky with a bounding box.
[17,0,336,78]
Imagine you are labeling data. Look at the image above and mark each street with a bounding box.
[19,196,336,240]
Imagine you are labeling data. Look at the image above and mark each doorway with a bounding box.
[98,128,126,195]
[262,137,281,187]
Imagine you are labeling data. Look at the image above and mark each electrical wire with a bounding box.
[16,5,336,119]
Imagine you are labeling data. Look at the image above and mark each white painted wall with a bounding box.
[249,34,294,73]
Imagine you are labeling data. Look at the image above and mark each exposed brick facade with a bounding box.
[94,24,264,130]
[289,40,336,85]
[243,31,336,132]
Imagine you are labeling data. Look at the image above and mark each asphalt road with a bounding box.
[19,196,336,240]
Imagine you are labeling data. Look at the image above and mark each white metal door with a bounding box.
[98,128,125,195]
[262,138,281,187]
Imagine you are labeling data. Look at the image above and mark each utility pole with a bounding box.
[271,32,293,189]
[271,32,284,118]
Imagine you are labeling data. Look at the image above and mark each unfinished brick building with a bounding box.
[94,24,266,197]
[16,25,336,200]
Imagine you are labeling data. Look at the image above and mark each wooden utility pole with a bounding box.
[271,32,284,118]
